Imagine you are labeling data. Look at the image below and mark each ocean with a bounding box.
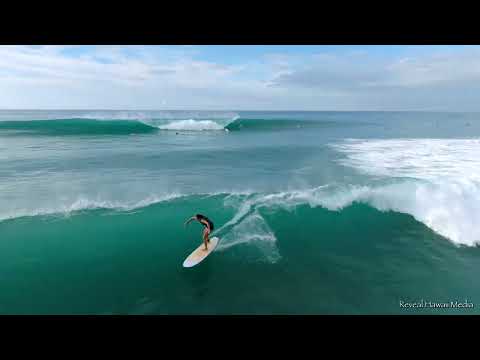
[0,110,479,314]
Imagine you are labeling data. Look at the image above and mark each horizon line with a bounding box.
[0,109,477,113]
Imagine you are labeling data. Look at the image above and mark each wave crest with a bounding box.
[0,193,184,222]
[2,182,479,248]
[158,119,226,131]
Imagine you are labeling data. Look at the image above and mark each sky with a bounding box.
[0,45,479,111]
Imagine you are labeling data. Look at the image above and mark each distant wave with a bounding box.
[0,116,370,136]
[224,117,361,132]
[0,115,240,135]
[0,119,158,136]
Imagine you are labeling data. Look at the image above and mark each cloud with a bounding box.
[264,48,480,110]
[0,46,251,109]
[385,50,480,87]
[1,45,480,110]
[271,49,480,90]
[0,46,171,85]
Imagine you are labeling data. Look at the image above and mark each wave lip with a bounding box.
[330,138,480,246]
[0,193,185,222]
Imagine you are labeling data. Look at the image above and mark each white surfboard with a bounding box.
[182,237,219,268]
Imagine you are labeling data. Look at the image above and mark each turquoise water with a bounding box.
[1,110,479,314]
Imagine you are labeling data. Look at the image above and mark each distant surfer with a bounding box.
[184,214,214,251]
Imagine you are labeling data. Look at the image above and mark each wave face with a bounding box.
[225,117,342,132]
[0,189,433,262]
[2,178,476,259]
[0,119,158,135]
[3,189,457,315]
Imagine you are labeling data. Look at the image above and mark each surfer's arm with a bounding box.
[184,217,197,227]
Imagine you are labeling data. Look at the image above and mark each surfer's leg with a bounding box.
[203,227,211,242]
[203,229,209,251]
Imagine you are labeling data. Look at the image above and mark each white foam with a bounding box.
[76,112,151,121]
[329,138,480,246]
[217,211,280,263]
[0,190,256,223]
[332,138,480,182]
[0,193,184,222]
[287,182,480,247]
[158,119,225,131]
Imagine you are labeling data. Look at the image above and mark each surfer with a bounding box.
[184,214,215,251]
